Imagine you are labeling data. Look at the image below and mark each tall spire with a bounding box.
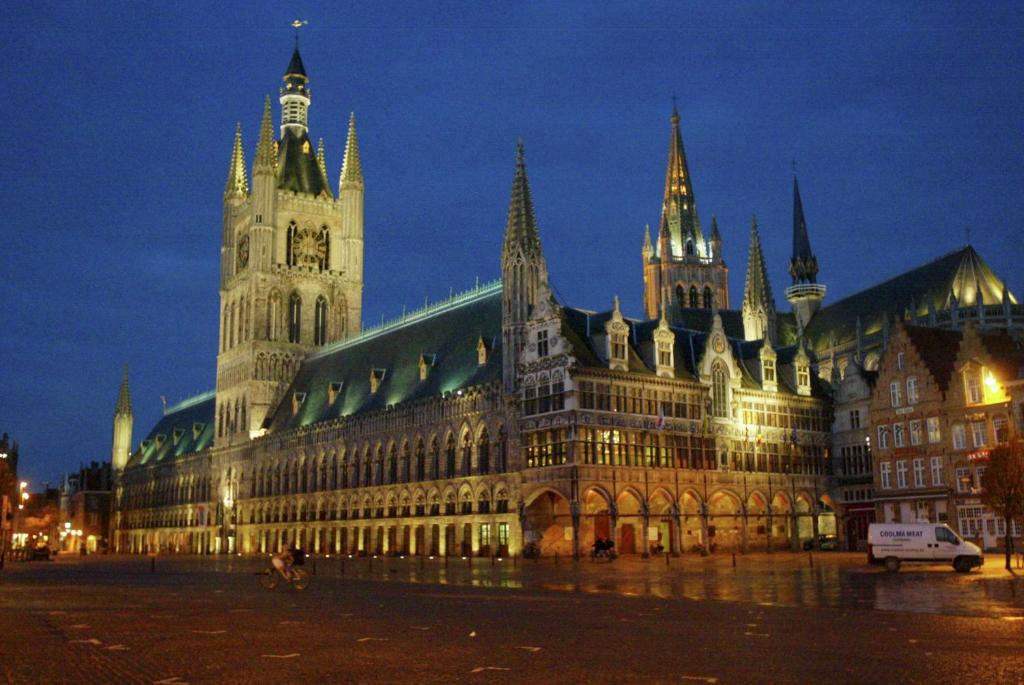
[340,112,363,189]
[789,175,818,284]
[225,123,248,196]
[115,365,132,415]
[660,104,704,259]
[255,95,277,170]
[280,45,310,136]
[502,140,542,255]
[741,216,776,341]
[642,224,653,259]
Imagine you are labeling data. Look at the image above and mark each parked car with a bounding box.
[802,534,838,551]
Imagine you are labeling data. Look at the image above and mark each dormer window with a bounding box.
[611,334,627,363]
[172,428,185,445]
[154,434,166,448]
[327,381,343,405]
[292,392,307,415]
[370,368,386,394]
[966,371,982,404]
[537,329,549,357]
[657,340,672,368]
[763,359,776,383]
[192,422,205,440]
[477,337,489,365]
[797,365,810,392]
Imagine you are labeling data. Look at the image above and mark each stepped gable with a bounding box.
[903,325,963,392]
[266,286,503,433]
[804,246,1014,350]
[126,392,215,469]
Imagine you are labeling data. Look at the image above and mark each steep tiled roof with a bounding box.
[805,246,1015,351]
[126,392,214,469]
[278,129,332,197]
[265,285,502,432]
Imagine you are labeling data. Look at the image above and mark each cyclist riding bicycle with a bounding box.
[271,544,295,580]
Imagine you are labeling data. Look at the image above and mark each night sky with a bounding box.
[3,2,1022,487]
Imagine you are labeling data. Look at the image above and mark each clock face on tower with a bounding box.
[292,227,327,267]
[236,234,249,270]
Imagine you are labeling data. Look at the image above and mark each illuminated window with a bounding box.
[763,359,775,383]
[966,373,982,404]
[927,416,941,443]
[955,467,970,493]
[909,420,923,446]
[971,421,987,448]
[314,296,328,346]
[712,363,729,418]
[610,333,627,362]
[994,416,1009,444]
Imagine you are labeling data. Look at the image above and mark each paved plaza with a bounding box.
[1,553,1023,684]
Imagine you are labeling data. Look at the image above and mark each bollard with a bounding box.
[808,552,813,568]
[731,553,736,568]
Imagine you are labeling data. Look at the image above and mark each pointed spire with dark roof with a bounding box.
[642,224,653,259]
[340,112,363,190]
[789,175,818,284]
[285,46,308,79]
[502,140,542,256]
[115,365,132,416]
[255,95,276,170]
[225,123,249,196]
[742,216,776,341]
[316,138,326,178]
[660,104,704,259]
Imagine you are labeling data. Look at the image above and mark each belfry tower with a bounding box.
[643,105,728,321]
[215,44,365,445]
[785,175,825,333]
[111,367,133,472]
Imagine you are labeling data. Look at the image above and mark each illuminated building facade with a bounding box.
[113,45,1020,558]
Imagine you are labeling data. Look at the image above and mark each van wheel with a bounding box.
[884,557,900,572]
[953,557,972,573]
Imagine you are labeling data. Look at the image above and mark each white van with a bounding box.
[867,522,983,573]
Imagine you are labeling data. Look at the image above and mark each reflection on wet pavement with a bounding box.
[21,553,1024,620]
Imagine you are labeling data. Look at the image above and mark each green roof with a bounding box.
[266,284,503,432]
[126,392,214,469]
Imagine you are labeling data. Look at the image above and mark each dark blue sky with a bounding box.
[3,2,1022,487]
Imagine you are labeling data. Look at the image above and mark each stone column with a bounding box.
[570,500,581,560]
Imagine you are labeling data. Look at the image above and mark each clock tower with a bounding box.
[215,45,364,445]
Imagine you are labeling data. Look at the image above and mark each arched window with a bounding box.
[388,445,398,484]
[686,240,694,256]
[689,286,699,309]
[222,305,229,352]
[286,222,297,267]
[363,448,372,484]
[267,291,282,341]
[431,437,440,479]
[478,429,490,475]
[228,301,236,349]
[314,295,328,346]
[461,432,472,477]
[703,286,713,309]
[288,292,302,343]
[415,439,425,481]
[237,296,246,344]
[712,362,729,418]
[445,435,456,479]
[318,226,330,272]
[400,442,410,483]
[240,398,247,434]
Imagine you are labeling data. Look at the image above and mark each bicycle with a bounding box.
[259,562,310,591]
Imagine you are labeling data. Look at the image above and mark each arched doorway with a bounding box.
[680,491,703,553]
[648,489,675,555]
[615,490,643,555]
[580,487,611,554]
[523,489,572,556]
[708,491,742,552]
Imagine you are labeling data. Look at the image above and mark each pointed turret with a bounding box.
[709,215,722,261]
[255,95,276,170]
[501,141,549,390]
[280,46,310,136]
[225,123,249,196]
[785,174,826,331]
[659,105,704,259]
[112,366,133,472]
[642,224,654,260]
[340,112,363,190]
[742,216,776,342]
[285,46,307,79]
